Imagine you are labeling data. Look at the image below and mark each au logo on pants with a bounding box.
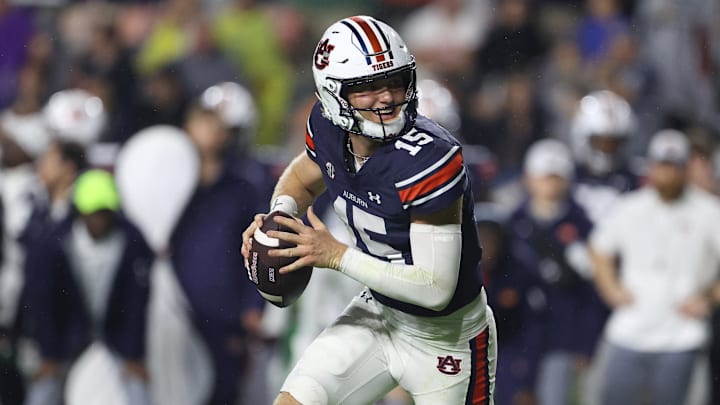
[436,355,462,375]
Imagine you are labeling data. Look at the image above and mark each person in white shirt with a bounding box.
[590,129,720,405]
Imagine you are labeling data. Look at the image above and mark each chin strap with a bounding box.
[353,105,407,140]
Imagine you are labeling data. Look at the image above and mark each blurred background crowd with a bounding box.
[0,0,720,404]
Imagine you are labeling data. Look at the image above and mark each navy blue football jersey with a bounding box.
[305,102,483,316]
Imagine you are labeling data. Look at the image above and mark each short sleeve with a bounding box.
[305,117,317,161]
[394,144,467,215]
[589,203,626,256]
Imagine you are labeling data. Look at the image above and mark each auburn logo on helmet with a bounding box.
[314,39,335,70]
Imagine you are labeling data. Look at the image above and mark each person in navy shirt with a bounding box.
[241,15,496,405]
[171,104,266,405]
[23,170,154,405]
[479,216,543,405]
[504,139,603,405]
[569,90,640,224]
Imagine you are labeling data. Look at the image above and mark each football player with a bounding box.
[569,90,640,223]
[241,15,496,405]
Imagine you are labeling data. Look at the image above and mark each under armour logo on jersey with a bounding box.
[436,355,462,375]
[368,192,381,205]
[325,161,335,179]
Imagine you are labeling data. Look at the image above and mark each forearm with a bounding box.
[337,223,461,311]
[591,248,621,305]
[272,169,315,215]
[693,280,720,307]
[271,153,325,216]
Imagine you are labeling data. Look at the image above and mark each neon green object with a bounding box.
[73,170,120,214]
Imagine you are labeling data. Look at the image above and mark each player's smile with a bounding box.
[347,76,406,124]
[376,106,400,119]
[357,100,402,124]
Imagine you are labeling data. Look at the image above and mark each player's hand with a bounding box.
[678,294,711,319]
[267,206,348,273]
[241,213,267,270]
[603,285,634,309]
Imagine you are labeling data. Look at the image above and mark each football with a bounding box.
[249,211,313,308]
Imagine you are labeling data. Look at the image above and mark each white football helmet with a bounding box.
[570,90,636,175]
[200,82,257,132]
[311,15,417,140]
[44,88,107,146]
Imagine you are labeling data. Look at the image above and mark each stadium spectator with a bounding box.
[22,170,154,405]
[0,1,35,110]
[569,89,640,223]
[686,127,720,195]
[14,140,88,390]
[536,37,587,152]
[590,31,658,157]
[132,65,190,133]
[683,127,720,404]
[401,0,493,80]
[18,140,88,286]
[170,104,266,404]
[635,0,720,132]
[212,0,294,146]
[134,0,205,77]
[475,0,547,79]
[464,70,546,181]
[0,81,53,404]
[575,0,629,63]
[479,215,540,405]
[73,22,141,144]
[505,139,601,405]
[199,81,275,210]
[175,23,239,98]
[590,129,720,405]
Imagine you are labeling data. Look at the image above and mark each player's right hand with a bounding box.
[241,213,267,270]
[267,205,347,273]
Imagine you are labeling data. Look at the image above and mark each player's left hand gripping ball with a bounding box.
[248,211,313,307]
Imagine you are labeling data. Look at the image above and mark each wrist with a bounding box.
[599,282,621,303]
[270,195,298,216]
[330,245,349,271]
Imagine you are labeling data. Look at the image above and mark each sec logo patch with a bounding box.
[325,161,336,179]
